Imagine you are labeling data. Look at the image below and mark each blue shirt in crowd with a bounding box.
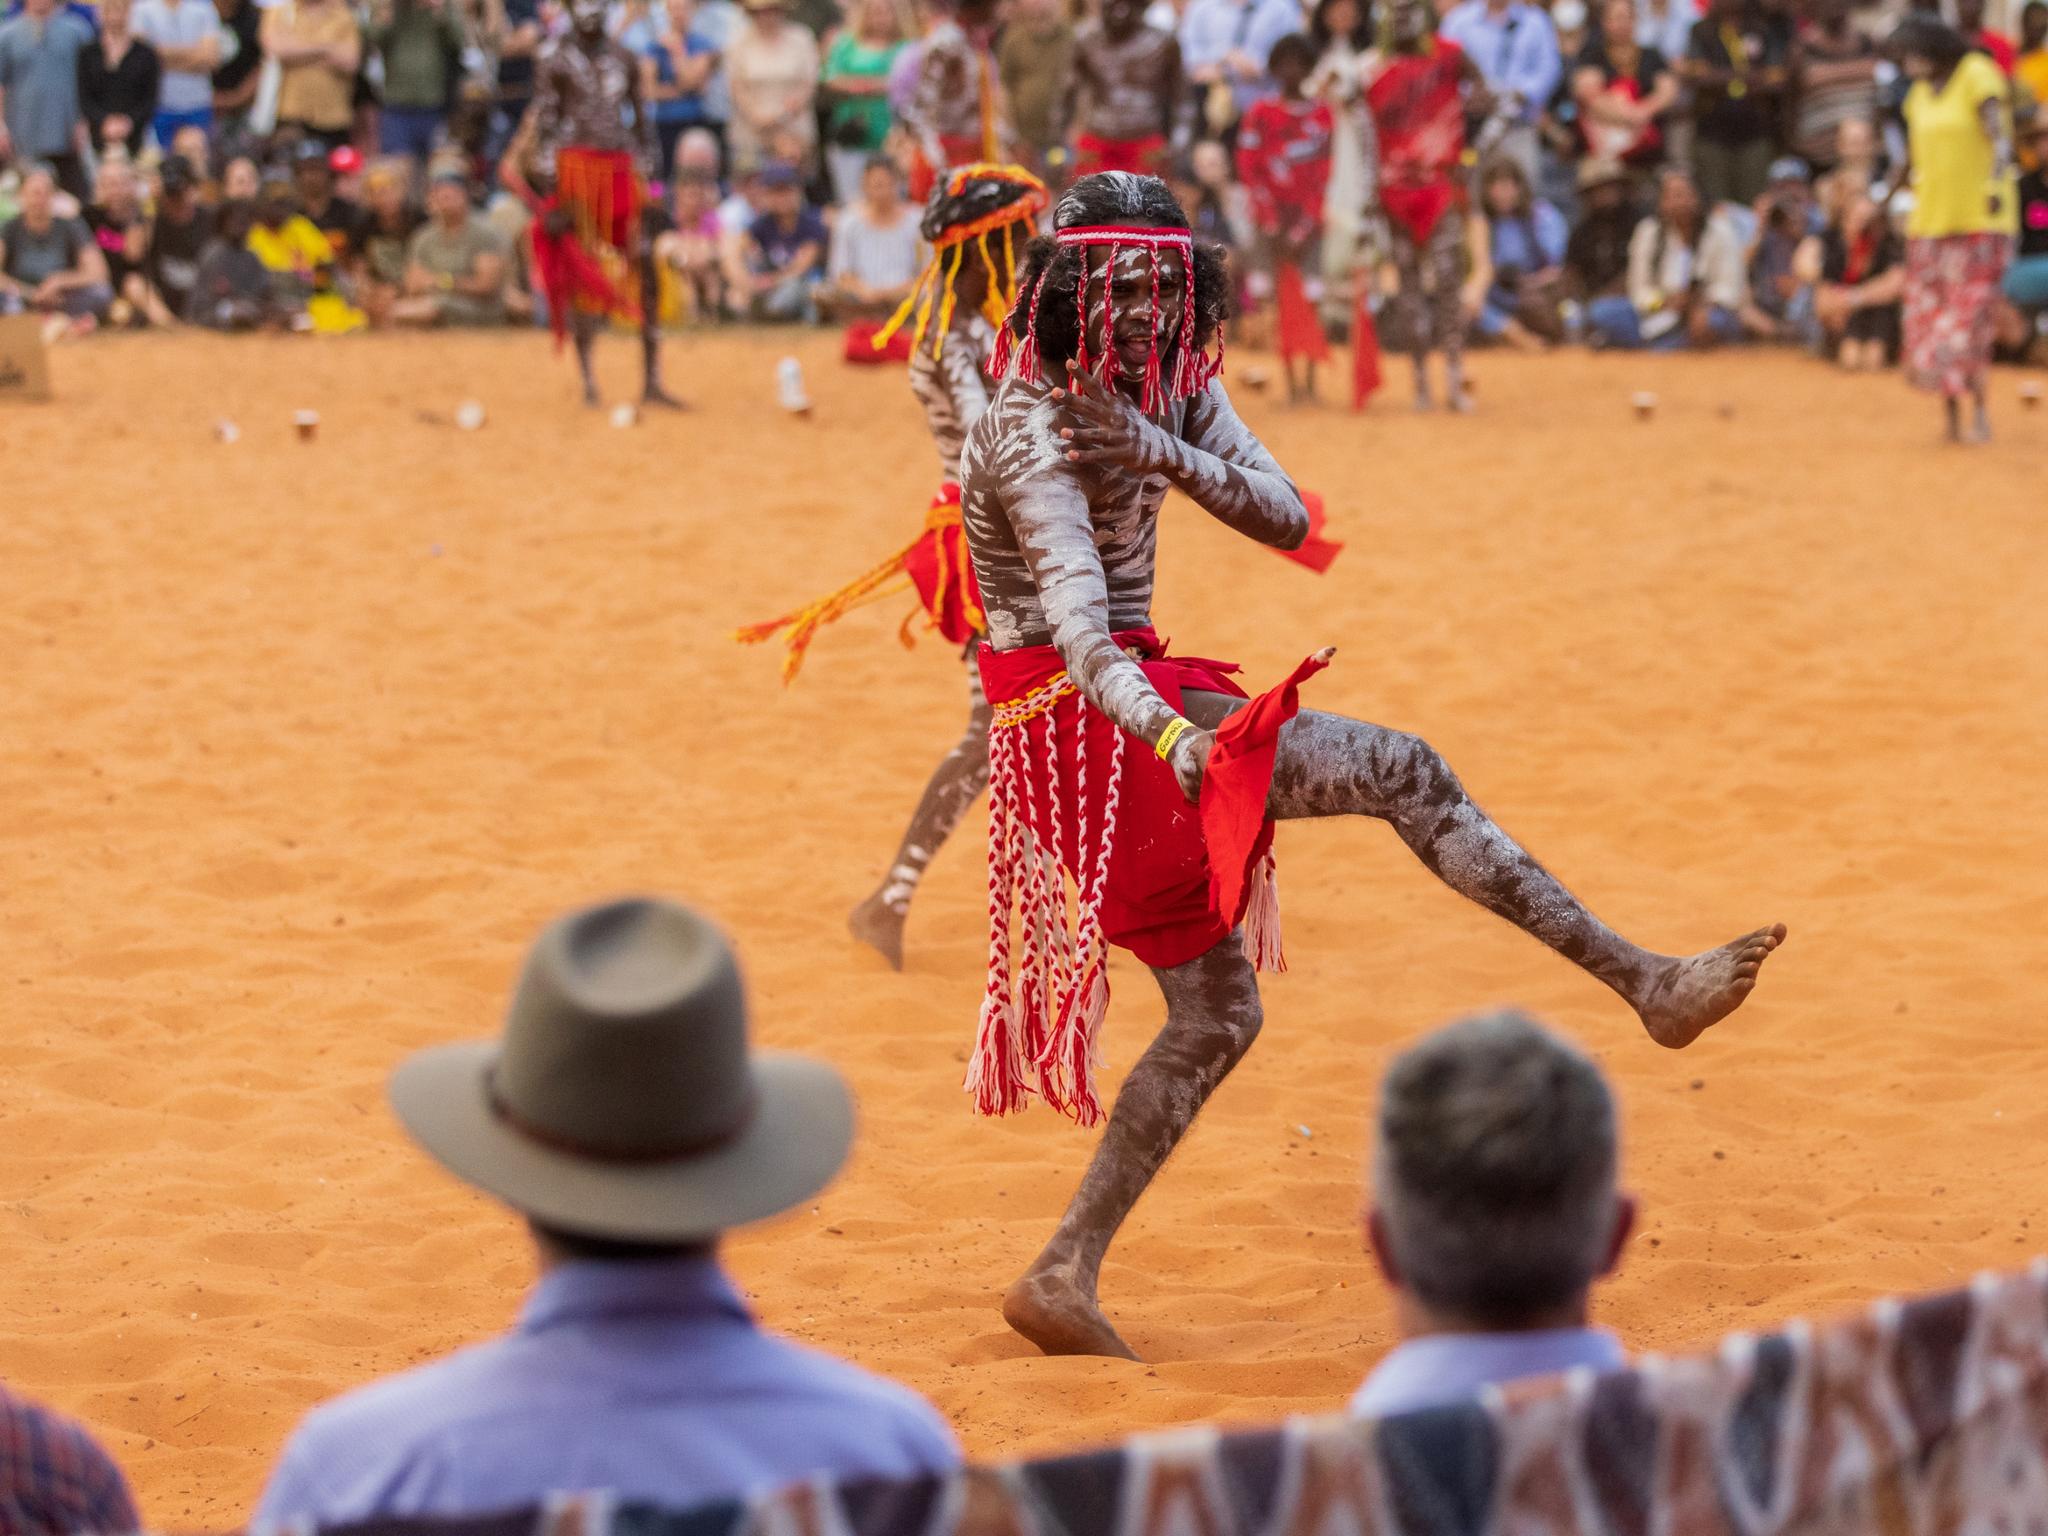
[1438,0,1562,123]
[1179,0,1303,114]
[252,1256,961,1529]
[1489,199,1569,278]
[1350,1327,1625,1419]
[0,8,94,158]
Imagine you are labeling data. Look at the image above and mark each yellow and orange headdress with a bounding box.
[872,163,1050,361]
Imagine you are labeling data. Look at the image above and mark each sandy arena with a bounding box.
[2,331,2044,1526]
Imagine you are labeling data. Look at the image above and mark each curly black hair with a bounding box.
[1006,172,1230,378]
[920,167,1044,244]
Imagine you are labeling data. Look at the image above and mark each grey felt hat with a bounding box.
[389,897,853,1242]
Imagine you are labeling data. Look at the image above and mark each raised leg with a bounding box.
[848,657,991,969]
[1182,693,1784,1048]
[1004,939,1263,1359]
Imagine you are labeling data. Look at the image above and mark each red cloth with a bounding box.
[1352,284,1382,409]
[1275,261,1329,364]
[1203,648,1331,928]
[901,483,983,645]
[1274,489,1344,573]
[1074,132,1170,177]
[908,135,990,202]
[978,629,1261,969]
[844,318,914,363]
[1974,28,2017,73]
[1235,97,1334,240]
[1367,43,1467,242]
[528,146,643,340]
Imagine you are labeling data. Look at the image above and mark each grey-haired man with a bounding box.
[1353,1010,1636,1417]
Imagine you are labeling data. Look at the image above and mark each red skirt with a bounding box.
[529,146,644,337]
[1074,133,1170,178]
[967,630,1324,1123]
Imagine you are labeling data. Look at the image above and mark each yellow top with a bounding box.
[247,216,334,275]
[1903,52,2018,238]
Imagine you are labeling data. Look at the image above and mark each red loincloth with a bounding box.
[1073,133,1170,178]
[1275,261,1330,364]
[529,146,644,340]
[968,629,1320,1124]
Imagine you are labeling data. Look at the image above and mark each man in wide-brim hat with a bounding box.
[254,897,958,1528]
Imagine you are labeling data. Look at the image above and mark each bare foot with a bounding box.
[1634,924,1787,1049]
[1447,383,1475,414]
[846,893,906,971]
[1003,1266,1139,1359]
[642,383,688,411]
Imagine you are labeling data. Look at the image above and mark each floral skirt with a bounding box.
[1902,233,2011,397]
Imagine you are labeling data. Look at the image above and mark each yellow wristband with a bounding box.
[1154,717,1193,761]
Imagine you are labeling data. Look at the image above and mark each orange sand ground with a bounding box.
[3,332,2045,1527]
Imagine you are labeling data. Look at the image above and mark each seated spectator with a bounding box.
[293,140,363,264]
[392,168,507,325]
[1353,1009,1633,1417]
[1561,156,1634,333]
[1829,116,1883,201]
[247,164,362,330]
[187,197,282,327]
[0,1382,140,1535]
[1789,0,1878,171]
[1572,0,1676,169]
[740,160,824,321]
[1998,115,2048,352]
[1587,167,1745,348]
[356,157,423,323]
[0,165,113,335]
[221,154,262,203]
[1474,155,1567,348]
[817,154,919,320]
[78,0,163,154]
[252,896,960,1527]
[170,123,213,186]
[1808,183,1903,368]
[674,123,726,183]
[655,168,725,320]
[1740,155,1819,341]
[137,152,215,323]
[86,154,151,324]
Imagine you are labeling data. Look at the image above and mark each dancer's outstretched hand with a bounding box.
[1054,362,1166,474]
[1167,725,1214,804]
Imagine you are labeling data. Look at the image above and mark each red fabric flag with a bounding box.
[1275,262,1330,365]
[1201,648,1334,929]
[1351,288,1382,411]
[1271,489,1345,574]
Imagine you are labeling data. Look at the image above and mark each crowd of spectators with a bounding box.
[0,0,2044,374]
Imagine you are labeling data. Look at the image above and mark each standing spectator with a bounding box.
[1633,0,1692,64]
[1592,164,1745,346]
[85,150,148,316]
[131,0,219,146]
[78,0,161,153]
[489,0,543,163]
[369,0,465,166]
[211,0,263,147]
[1895,15,2015,443]
[644,0,722,183]
[1067,0,1183,180]
[1366,0,1486,408]
[392,164,506,321]
[819,153,917,317]
[2016,3,2048,111]
[1954,0,2014,75]
[263,0,363,151]
[1236,31,1331,400]
[0,162,111,330]
[188,196,278,325]
[355,154,419,319]
[1440,0,1562,183]
[1306,0,1375,295]
[1810,181,1902,367]
[0,1384,140,1536]
[996,0,1074,180]
[2001,115,2048,327]
[726,0,817,174]
[689,0,743,163]
[1789,0,1877,171]
[1681,0,1788,207]
[137,148,213,319]
[820,0,903,204]
[1351,1012,1634,1419]
[250,897,959,1528]
[1562,155,1635,328]
[653,164,724,315]
[740,157,822,317]
[1474,154,1567,345]
[1180,0,1303,134]
[0,0,95,202]
[292,139,361,258]
[1573,0,1674,168]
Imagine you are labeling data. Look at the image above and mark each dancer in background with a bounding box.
[739,166,1050,970]
[1237,33,1334,402]
[962,171,1784,1359]
[1067,0,1185,180]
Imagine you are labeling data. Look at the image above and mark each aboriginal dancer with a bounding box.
[503,0,679,408]
[738,166,1050,970]
[1067,0,1185,180]
[961,171,1786,1359]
